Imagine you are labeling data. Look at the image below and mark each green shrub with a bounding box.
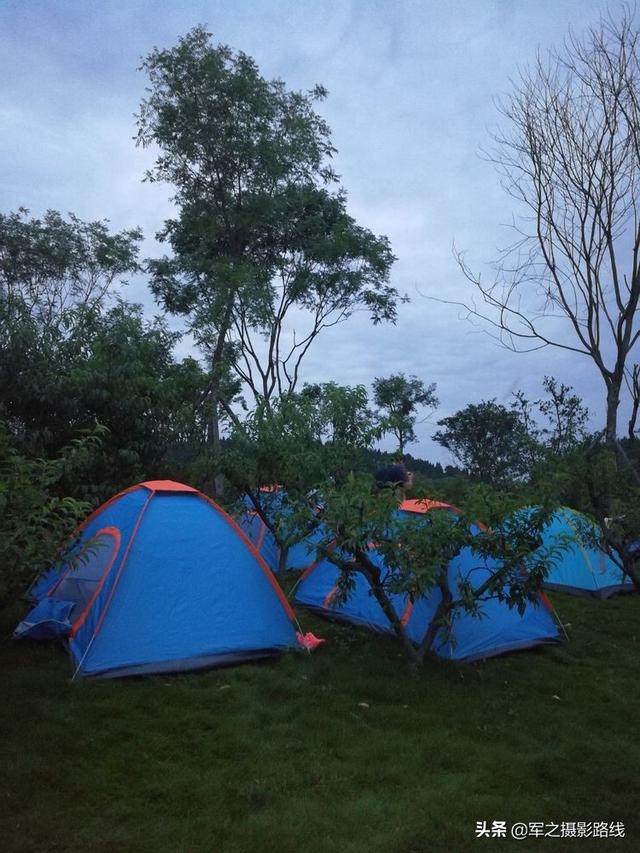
[0,424,102,602]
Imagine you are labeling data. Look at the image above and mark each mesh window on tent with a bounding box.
[51,529,120,614]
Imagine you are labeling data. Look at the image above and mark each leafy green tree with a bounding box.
[0,208,141,328]
[299,382,376,451]
[223,394,325,498]
[537,376,589,455]
[137,28,396,493]
[1,296,209,498]
[312,477,561,667]
[433,400,531,486]
[510,376,589,473]
[223,384,379,570]
[222,393,328,572]
[72,302,210,495]
[512,377,589,456]
[0,206,153,492]
[373,373,438,453]
[0,423,102,602]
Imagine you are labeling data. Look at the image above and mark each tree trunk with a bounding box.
[206,292,237,499]
[209,390,225,499]
[628,367,640,441]
[416,566,453,663]
[354,551,420,666]
[628,400,639,441]
[277,545,289,574]
[605,376,621,446]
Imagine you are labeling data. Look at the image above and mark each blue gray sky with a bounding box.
[0,0,626,462]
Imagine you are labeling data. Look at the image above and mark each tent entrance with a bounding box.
[49,527,121,618]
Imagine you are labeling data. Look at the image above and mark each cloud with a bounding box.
[0,0,625,463]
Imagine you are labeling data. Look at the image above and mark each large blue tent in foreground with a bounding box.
[15,481,300,678]
[295,499,561,662]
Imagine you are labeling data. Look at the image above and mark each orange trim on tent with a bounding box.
[400,498,458,514]
[323,582,340,609]
[400,598,414,626]
[140,480,199,493]
[400,498,490,532]
[67,527,122,637]
[538,590,555,613]
[81,490,155,641]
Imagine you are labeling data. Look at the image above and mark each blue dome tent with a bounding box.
[238,509,281,571]
[239,487,328,572]
[295,499,561,662]
[15,480,300,678]
[535,507,635,598]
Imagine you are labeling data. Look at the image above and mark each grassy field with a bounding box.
[1,592,639,853]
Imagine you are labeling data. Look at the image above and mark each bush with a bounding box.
[0,424,102,602]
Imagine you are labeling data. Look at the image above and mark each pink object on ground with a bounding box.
[296,631,326,650]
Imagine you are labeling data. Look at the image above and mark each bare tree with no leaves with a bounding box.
[446,9,640,444]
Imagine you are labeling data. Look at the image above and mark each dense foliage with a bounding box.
[0,424,101,601]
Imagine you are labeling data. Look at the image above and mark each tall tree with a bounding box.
[450,10,640,444]
[373,373,438,453]
[433,400,530,486]
[137,28,396,493]
[229,186,396,404]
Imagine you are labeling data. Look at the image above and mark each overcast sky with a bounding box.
[0,0,628,463]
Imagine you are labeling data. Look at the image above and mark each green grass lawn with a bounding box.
[1,592,639,853]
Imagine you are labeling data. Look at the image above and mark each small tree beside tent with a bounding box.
[223,386,376,574]
[295,477,563,667]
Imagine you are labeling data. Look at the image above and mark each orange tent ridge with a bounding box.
[140,480,199,493]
